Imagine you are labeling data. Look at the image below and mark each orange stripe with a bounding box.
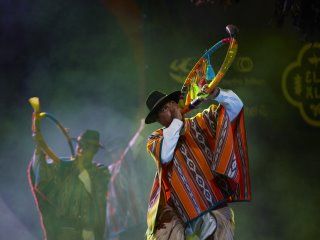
[155,140,160,160]
[170,169,198,218]
[183,129,214,180]
[216,135,233,173]
[173,151,208,209]
[182,134,222,202]
[176,151,209,205]
[195,112,216,149]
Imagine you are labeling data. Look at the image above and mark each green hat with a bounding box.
[76,130,104,148]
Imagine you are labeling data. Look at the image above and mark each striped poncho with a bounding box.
[146,104,251,235]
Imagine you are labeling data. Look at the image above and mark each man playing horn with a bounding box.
[28,99,110,240]
[145,88,251,240]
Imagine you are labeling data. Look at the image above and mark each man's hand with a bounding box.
[199,85,220,99]
[210,87,220,98]
[170,103,183,121]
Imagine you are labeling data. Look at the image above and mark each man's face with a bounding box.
[76,142,99,161]
[156,100,179,127]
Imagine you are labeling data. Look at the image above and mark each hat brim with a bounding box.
[145,91,181,124]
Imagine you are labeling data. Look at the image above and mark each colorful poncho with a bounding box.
[146,104,251,235]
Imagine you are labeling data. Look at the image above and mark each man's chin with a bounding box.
[167,118,175,126]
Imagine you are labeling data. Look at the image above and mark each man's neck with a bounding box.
[76,154,93,171]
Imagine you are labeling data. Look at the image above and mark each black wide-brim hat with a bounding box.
[145,90,181,124]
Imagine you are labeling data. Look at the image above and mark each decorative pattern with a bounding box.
[178,145,214,205]
[146,105,251,228]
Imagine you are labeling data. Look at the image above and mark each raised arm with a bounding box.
[211,88,243,121]
[161,119,183,164]
[30,142,58,187]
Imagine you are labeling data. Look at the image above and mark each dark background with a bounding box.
[0,0,319,239]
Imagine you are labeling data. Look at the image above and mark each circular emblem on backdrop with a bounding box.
[234,56,254,73]
[282,43,320,127]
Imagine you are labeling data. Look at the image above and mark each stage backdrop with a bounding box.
[0,0,319,239]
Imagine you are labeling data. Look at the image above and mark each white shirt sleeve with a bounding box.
[160,89,242,164]
[161,118,183,164]
[213,88,243,121]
